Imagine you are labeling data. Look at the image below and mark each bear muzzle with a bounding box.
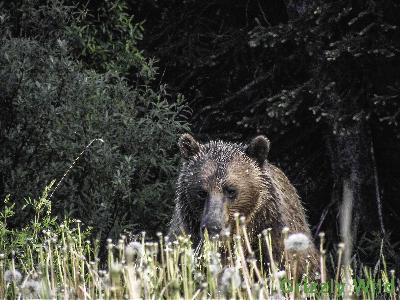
[200,195,228,238]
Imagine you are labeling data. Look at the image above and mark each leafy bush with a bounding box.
[67,0,154,79]
[0,0,189,239]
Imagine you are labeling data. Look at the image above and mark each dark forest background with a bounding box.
[1,0,399,268]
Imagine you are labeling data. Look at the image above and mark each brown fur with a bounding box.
[169,134,319,276]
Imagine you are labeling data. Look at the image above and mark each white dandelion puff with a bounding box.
[276,270,286,279]
[209,263,220,275]
[221,267,241,289]
[4,269,22,283]
[284,233,311,252]
[125,241,143,263]
[22,280,41,296]
[110,262,123,275]
[194,272,204,284]
[209,252,221,275]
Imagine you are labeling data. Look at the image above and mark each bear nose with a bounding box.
[201,223,222,237]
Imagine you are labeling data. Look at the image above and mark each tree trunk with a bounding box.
[326,119,382,246]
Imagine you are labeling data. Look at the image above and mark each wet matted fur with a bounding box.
[169,134,319,275]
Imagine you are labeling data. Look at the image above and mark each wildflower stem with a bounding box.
[334,243,344,300]
[263,229,281,297]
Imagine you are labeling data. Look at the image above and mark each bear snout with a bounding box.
[201,220,223,237]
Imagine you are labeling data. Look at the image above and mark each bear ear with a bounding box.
[178,133,201,159]
[245,135,270,166]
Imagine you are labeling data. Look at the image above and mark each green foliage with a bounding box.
[0,183,60,255]
[67,0,155,79]
[0,0,189,239]
[0,186,93,299]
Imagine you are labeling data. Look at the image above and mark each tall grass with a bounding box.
[0,189,397,299]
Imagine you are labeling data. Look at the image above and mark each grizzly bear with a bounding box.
[169,133,319,276]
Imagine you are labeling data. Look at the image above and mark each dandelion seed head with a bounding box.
[221,267,241,288]
[4,269,22,283]
[194,272,204,283]
[284,233,311,252]
[110,263,122,275]
[31,272,39,280]
[276,270,286,279]
[314,272,321,280]
[125,241,143,263]
[209,252,221,274]
[246,256,257,264]
[209,263,220,274]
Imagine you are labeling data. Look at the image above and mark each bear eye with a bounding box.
[197,190,208,200]
[224,186,237,200]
